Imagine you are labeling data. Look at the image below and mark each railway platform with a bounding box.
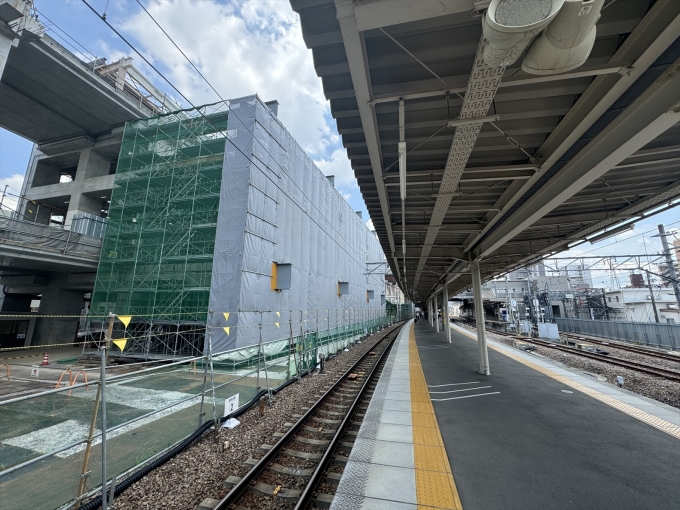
[332,319,680,509]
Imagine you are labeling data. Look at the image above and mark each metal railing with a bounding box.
[0,215,102,260]
[0,312,409,510]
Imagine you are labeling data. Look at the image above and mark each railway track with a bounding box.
[560,332,680,364]
[490,328,680,383]
[213,322,404,509]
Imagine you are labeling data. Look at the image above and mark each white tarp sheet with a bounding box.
[209,96,385,352]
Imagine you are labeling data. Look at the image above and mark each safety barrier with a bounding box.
[0,313,408,510]
[555,318,680,350]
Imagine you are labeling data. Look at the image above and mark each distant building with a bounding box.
[385,273,405,305]
[629,273,645,288]
[605,287,679,323]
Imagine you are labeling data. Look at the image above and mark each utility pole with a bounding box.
[658,224,680,312]
[0,184,7,210]
[646,274,659,323]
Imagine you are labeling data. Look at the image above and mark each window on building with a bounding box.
[271,263,292,291]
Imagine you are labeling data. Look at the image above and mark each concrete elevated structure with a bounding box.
[0,0,177,346]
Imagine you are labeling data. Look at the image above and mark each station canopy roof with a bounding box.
[291,0,680,304]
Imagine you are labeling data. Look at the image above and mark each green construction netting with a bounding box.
[90,103,229,322]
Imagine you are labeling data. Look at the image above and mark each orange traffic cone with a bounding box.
[41,352,49,366]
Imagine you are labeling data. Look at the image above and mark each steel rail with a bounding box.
[213,321,404,509]
[487,327,680,382]
[294,323,400,509]
[561,332,680,363]
[531,338,680,382]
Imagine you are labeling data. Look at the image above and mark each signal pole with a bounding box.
[658,224,680,313]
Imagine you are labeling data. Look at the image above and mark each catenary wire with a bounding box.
[81,0,383,283]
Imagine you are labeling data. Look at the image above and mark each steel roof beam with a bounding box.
[523,180,680,260]
[464,1,680,256]
[472,53,680,260]
[334,0,399,280]
[353,0,474,32]
[368,63,627,105]
[414,38,505,288]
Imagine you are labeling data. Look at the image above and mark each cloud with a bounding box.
[118,0,336,158]
[314,148,357,188]
[0,174,25,212]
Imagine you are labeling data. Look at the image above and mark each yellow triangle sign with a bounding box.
[117,315,132,328]
[275,322,280,328]
[276,311,280,317]
[112,338,127,351]
[223,312,229,322]
[223,327,230,336]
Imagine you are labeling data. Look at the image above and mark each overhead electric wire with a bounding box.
[81,0,202,115]
[134,0,225,102]
[35,8,99,62]
[82,0,378,274]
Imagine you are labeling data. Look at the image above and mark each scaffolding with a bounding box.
[88,102,229,353]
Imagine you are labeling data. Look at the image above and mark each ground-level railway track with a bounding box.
[488,328,680,383]
[213,322,405,510]
[560,332,680,364]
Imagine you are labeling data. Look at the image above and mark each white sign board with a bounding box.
[225,393,239,417]
[30,365,40,378]
[538,323,560,340]
[520,320,533,335]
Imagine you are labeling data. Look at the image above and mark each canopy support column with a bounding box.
[470,260,490,375]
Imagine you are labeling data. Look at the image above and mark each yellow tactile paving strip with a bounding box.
[409,324,464,510]
[453,324,680,441]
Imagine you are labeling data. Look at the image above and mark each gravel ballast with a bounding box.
[478,327,680,410]
[111,324,401,510]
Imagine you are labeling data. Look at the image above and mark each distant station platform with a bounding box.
[332,319,680,509]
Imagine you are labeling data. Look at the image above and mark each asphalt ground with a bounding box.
[415,320,680,510]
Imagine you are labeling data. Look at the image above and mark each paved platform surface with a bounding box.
[333,319,680,509]
[331,320,461,509]
[420,321,680,509]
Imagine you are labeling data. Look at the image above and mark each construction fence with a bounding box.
[555,318,680,350]
[0,311,408,510]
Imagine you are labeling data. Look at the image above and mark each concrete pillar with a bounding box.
[430,297,434,327]
[31,273,85,346]
[470,260,490,375]
[65,149,110,226]
[428,298,433,327]
[0,30,14,80]
[444,284,451,343]
[435,291,440,333]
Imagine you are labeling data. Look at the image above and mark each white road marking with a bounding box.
[429,385,492,394]
[427,381,479,388]
[2,384,227,459]
[432,392,501,402]
[417,345,449,350]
